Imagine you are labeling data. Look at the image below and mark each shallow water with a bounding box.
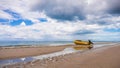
[33,47,79,60]
[0,57,34,67]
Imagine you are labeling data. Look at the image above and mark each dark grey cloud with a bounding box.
[91,21,109,25]
[31,0,120,21]
[32,0,86,21]
[86,18,112,25]
[106,0,120,14]
[73,30,95,35]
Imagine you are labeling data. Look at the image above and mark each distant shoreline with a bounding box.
[0,41,119,47]
[0,41,73,47]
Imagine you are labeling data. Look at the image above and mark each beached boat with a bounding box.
[73,40,93,50]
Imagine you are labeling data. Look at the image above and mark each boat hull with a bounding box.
[74,40,90,45]
[73,40,93,50]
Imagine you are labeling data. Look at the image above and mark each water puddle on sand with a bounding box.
[0,57,34,67]
[33,47,80,59]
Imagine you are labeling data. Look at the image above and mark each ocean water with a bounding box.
[0,41,73,46]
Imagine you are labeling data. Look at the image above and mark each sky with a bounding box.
[0,0,120,41]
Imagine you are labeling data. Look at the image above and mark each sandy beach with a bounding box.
[0,44,74,60]
[1,42,120,68]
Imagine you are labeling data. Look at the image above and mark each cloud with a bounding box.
[106,0,120,14]
[0,20,103,40]
[32,0,86,21]
[89,30,120,41]
[31,0,120,21]
[73,30,95,35]
[3,9,21,19]
[20,22,26,26]
[0,0,120,41]
[85,0,120,15]
[0,10,13,19]
[0,18,120,41]
[0,0,45,23]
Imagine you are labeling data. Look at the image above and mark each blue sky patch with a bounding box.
[0,18,9,25]
[39,18,47,22]
[104,28,120,32]
[0,18,9,22]
[3,9,21,19]
[10,19,33,26]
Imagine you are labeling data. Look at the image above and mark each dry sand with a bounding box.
[1,43,120,68]
[0,45,74,60]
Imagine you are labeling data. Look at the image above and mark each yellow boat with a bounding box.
[73,40,93,50]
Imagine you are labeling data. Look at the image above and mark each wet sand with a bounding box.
[0,44,74,60]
